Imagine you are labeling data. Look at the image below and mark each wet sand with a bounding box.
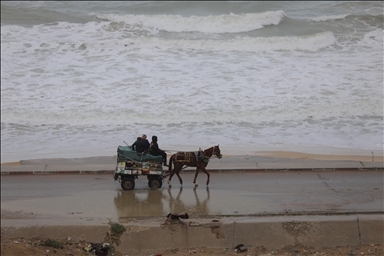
[1,146,382,222]
[1,171,383,224]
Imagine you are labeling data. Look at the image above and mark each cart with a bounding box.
[114,145,165,190]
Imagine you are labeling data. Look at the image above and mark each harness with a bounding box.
[174,148,210,163]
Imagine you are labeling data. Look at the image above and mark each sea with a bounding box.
[1,1,383,162]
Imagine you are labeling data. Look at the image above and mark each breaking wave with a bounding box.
[94,10,286,33]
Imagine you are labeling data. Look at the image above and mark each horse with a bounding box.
[166,145,222,188]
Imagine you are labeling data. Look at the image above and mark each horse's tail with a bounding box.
[168,154,174,173]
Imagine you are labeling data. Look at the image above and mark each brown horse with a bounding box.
[166,145,222,188]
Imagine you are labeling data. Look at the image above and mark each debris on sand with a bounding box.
[83,242,111,256]
[164,213,189,224]
[234,243,247,253]
[166,213,189,220]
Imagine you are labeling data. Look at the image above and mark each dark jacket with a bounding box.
[150,142,161,155]
[149,136,162,155]
[132,137,144,153]
[142,139,150,152]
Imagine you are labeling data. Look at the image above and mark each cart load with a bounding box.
[117,145,162,163]
[114,145,165,190]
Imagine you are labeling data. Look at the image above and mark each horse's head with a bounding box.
[213,145,222,159]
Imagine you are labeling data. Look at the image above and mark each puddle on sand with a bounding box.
[114,186,272,219]
[1,190,119,220]
[2,172,383,222]
[1,187,273,221]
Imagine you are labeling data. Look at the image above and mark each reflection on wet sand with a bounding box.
[167,187,211,217]
[114,190,166,218]
[115,187,212,220]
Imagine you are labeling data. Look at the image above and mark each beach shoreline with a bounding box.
[253,150,383,162]
[1,146,383,165]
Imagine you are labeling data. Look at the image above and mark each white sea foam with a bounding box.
[94,10,286,33]
[1,45,381,127]
[358,29,383,47]
[1,25,336,53]
[309,14,350,22]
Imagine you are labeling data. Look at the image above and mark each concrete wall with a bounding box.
[1,225,109,242]
[1,214,382,255]
[117,215,371,254]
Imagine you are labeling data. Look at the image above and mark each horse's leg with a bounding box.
[175,167,183,186]
[171,163,183,186]
[201,166,210,186]
[167,155,175,187]
[168,172,175,188]
[193,168,200,188]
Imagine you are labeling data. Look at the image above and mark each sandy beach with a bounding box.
[255,150,383,162]
[2,144,383,165]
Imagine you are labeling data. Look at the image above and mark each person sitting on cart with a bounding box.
[141,134,150,153]
[132,137,144,153]
[149,135,168,166]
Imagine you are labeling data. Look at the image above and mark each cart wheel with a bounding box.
[121,177,135,190]
[148,178,162,189]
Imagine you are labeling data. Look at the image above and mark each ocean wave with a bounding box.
[154,31,336,52]
[309,13,383,28]
[327,1,383,15]
[310,14,350,22]
[0,3,90,26]
[356,29,383,48]
[2,1,383,161]
[0,30,336,53]
[363,29,383,42]
[94,10,286,33]
[1,94,382,127]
